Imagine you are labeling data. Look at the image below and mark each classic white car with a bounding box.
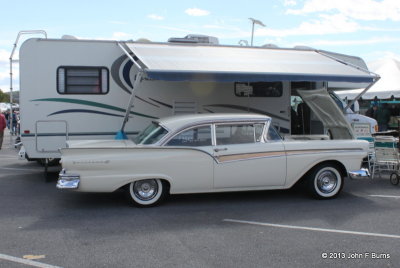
[57,113,369,207]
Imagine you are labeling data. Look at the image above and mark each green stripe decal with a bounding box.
[32,98,158,119]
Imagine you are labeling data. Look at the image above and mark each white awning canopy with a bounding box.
[123,43,376,83]
[336,58,400,100]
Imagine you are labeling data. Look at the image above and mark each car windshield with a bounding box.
[133,122,168,145]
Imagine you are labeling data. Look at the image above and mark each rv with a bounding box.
[17,34,379,166]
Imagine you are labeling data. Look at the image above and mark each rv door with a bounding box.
[297,88,355,139]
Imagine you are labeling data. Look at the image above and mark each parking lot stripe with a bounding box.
[0,253,62,268]
[0,167,41,172]
[368,194,400,199]
[223,219,400,239]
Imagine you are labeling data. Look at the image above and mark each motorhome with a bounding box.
[16,34,379,166]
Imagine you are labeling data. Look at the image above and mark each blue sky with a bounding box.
[1,0,399,92]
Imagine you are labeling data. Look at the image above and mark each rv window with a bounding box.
[57,66,109,94]
[234,82,283,97]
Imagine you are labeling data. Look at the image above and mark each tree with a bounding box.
[0,89,10,102]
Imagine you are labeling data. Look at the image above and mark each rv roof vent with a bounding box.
[62,35,78,40]
[168,34,219,45]
[293,45,315,50]
[262,44,279,48]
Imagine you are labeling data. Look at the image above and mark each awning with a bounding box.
[124,42,376,83]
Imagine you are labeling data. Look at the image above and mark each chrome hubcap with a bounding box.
[317,170,337,193]
[133,180,158,201]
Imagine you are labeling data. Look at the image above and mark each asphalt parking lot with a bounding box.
[1,130,400,268]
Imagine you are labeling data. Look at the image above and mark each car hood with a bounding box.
[66,139,136,148]
[298,88,355,140]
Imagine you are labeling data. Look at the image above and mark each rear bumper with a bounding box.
[57,169,80,189]
[348,168,370,179]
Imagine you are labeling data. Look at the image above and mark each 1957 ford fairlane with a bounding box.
[57,113,369,207]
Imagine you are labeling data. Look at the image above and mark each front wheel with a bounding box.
[126,179,168,207]
[307,164,343,199]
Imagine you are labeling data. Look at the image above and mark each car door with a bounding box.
[213,122,287,189]
[164,124,215,192]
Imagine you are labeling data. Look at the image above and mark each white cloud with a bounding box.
[256,13,360,37]
[0,49,9,63]
[0,71,9,80]
[287,0,400,21]
[307,36,400,46]
[185,8,210,17]
[148,14,164,20]
[283,0,297,6]
[108,21,127,25]
[111,32,135,40]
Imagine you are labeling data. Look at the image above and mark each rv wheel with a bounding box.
[390,173,399,185]
[37,158,60,166]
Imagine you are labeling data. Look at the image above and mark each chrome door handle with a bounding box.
[214,147,228,152]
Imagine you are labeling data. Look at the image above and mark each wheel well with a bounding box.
[299,160,347,183]
[121,178,171,193]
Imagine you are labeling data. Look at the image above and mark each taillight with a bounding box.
[374,125,379,133]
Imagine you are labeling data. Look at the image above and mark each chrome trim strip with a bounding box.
[286,148,365,157]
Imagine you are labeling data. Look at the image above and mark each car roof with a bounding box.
[158,113,270,131]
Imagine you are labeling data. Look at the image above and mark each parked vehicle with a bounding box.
[57,113,369,207]
[17,33,378,166]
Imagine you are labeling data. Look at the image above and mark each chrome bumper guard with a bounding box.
[57,169,80,189]
[348,168,370,179]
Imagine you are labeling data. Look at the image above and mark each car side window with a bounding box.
[216,124,264,145]
[166,126,212,147]
[267,125,282,142]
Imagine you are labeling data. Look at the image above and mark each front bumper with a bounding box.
[57,169,80,189]
[348,168,370,179]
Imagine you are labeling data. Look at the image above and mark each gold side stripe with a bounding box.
[216,148,364,163]
[286,148,364,156]
[217,151,285,163]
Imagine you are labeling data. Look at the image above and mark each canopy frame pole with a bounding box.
[344,76,381,111]
[117,42,143,70]
[317,50,379,77]
[316,50,381,111]
[115,42,145,139]
[120,71,143,132]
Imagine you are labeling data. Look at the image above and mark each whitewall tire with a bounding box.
[307,164,343,199]
[127,179,167,207]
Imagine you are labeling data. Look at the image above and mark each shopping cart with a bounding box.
[371,136,400,185]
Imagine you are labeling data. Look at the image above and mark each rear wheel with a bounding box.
[307,164,343,199]
[126,179,168,207]
[390,173,399,185]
